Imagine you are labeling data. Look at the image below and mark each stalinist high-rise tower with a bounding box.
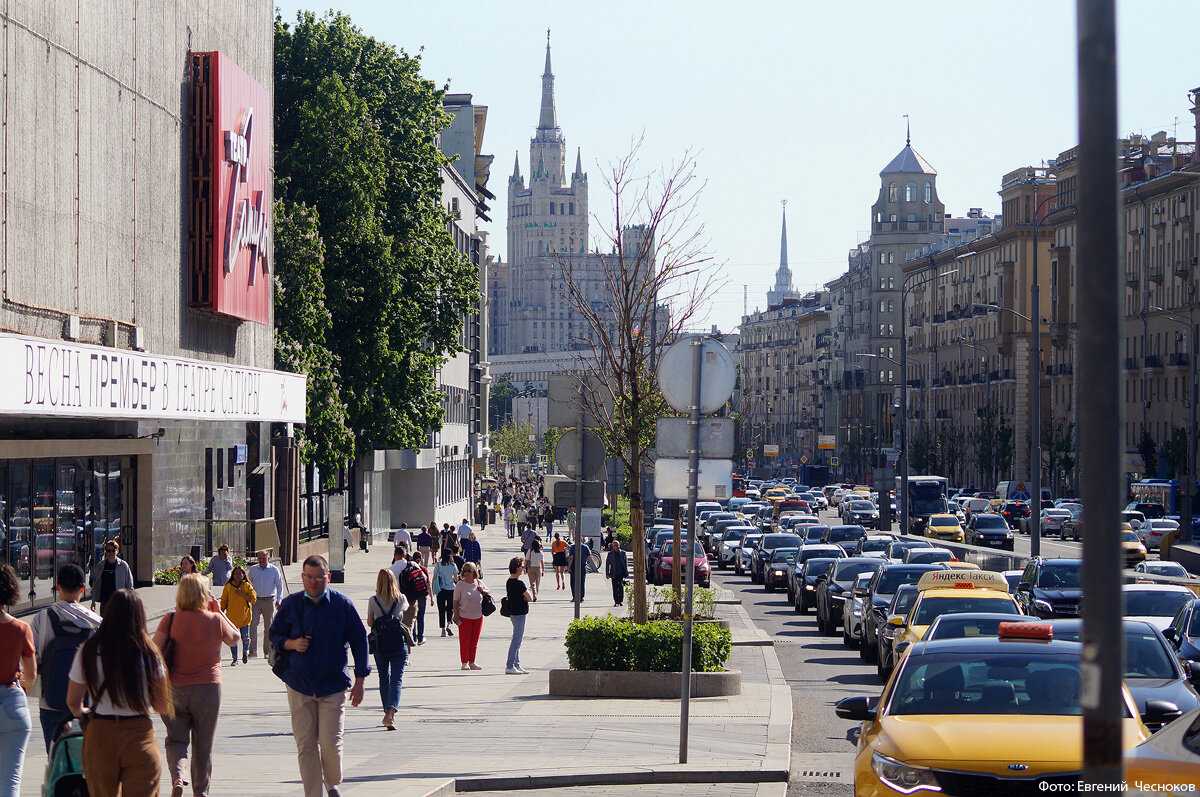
[500,33,590,354]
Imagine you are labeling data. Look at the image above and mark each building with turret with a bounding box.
[766,202,801,309]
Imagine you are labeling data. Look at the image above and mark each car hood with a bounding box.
[973,526,1010,535]
[1033,588,1083,602]
[1126,677,1200,714]
[877,715,1146,771]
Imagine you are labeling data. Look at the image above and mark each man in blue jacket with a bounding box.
[270,555,370,797]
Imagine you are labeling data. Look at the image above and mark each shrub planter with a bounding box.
[549,668,742,698]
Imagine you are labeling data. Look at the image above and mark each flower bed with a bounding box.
[153,555,249,585]
[564,615,731,673]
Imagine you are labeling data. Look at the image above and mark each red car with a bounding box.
[654,540,711,587]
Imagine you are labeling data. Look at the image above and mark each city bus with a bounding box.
[1130,479,1183,514]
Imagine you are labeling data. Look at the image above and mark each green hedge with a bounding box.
[565,615,732,673]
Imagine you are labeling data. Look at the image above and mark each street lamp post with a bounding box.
[1150,306,1198,543]
[900,267,957,536]
[1028,190,1059,559]
[975,301,1046,555]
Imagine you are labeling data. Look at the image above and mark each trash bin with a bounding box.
[488,507,497,524]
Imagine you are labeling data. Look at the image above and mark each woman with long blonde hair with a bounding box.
[366,569,409,730]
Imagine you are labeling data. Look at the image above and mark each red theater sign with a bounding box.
[188,51,271,324]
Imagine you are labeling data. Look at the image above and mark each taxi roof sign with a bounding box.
[917,569,1009,592]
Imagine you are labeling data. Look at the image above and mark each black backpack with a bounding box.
[402,565,429,597]
[41,610,95,712]
[371,598,407,656]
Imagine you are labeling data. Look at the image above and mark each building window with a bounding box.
[924,182,932,203]
[889,183,898,202]
[560,203,565,215]
[569,202,574,215]
[905,183,917,202]
[879,252,886,264]
[550,203,555,215]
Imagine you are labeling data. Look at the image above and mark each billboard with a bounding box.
[763,444,780,457]
[189,52,272,324]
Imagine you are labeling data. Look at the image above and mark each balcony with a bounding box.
[972,373,985,384]
[1125,272,1140,287]
[1148,263,1164,283]
[1177,257,1198,278]
[932,313,945,324]
[1144,354,1164,370]
[1170,352,1190,367]
[936,409,951,419]
[989,370,1000,381]
[1057,363,1074,375]
[907,378,924,389]
[1124,357,1139,371]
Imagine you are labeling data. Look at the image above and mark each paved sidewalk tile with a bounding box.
[20,527,784,796]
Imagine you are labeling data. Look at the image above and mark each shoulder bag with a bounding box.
[161,612,177,672]
[480,590,496,617]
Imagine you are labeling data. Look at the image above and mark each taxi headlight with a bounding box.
[871,751,941,794]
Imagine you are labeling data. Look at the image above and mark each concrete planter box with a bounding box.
[549,668,741,698]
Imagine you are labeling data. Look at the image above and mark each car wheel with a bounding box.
[823,611,837,637]
[764,582,773,593]
[877,651,891,682]
[860,635,878,662]
[798,593,810,614]
[842,624,857,648]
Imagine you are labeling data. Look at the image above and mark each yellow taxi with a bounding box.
[1121,523,1148,568]
[943,561,981,571]
[886,570,1022,665]
[837,622,1153,795]
[925,513,964,542]
[764,487,791,505]
[1124,706,1200,792]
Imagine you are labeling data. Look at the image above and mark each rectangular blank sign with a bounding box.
[653,458,733,500]
[655,418,735,459]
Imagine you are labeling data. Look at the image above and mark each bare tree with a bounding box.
[555,138,722,623]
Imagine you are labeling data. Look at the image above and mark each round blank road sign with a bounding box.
[657,336,737,415]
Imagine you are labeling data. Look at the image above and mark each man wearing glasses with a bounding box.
[270,555,370,797]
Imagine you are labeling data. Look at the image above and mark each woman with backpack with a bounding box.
[432,548,460,638]
[154,574,240,797]
[67,589,174,797]
[526,538,544,601]
[367,569,409,730]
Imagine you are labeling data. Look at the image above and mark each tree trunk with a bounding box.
[629,463,648,623]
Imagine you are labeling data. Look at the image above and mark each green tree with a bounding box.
[1162,426,1188,479]
[491,420,536,464]
[273,201,354,474]
[542,425,568,459]
[1138,430,1159,479]
[489,373,516,431]
[910,423,938,475]
[274,12,476,460]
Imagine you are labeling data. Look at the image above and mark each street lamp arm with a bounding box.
[974,302,1033,324]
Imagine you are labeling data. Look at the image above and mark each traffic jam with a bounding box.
[650,476,1200,794]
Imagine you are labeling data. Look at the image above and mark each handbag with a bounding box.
[480,591,496,617]
[499,596,511,617]
[161,612,177,672]
[271,598,306,680]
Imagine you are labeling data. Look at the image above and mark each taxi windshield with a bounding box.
[888,653,1089,716]
[1124,590,1191,618]
[929,517,957,527]
[911,596,1019,626]
[1035,564,1082,589]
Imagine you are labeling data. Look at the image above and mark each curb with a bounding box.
[436,768,791,793]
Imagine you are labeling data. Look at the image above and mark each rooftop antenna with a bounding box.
[743,284,748,317]
[904,114,911,146]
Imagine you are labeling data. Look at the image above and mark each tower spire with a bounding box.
[574,147,583,179]
[539,30,557,130]
[779,200,789,274]
[904,113,911,146]
[512,150,521,180]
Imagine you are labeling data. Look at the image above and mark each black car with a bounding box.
[815,557,885,636]
[800,525,830,546]
[966,513,1015,550]
[875,584,920,681]
[787,544,845,603]
[794,556,841,614]
[823,525,867,554]
[751,533,803,584]
[763,548,799,592]
[1014,557,1083,619]
[1051,618,1199,730]
[1165,598,1200,668]
[858,564,946,664]
[999,500,1030,529]
[884,539,932,562]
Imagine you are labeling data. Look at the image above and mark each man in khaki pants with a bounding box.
[270,555,369,797]
[247,550,284,661]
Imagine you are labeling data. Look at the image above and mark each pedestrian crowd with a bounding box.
[0,473,630,797]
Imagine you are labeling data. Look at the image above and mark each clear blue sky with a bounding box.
[276,1,1199,333]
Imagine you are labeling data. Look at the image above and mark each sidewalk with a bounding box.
[19,526,791,796]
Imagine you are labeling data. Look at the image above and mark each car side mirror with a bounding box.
[834,695,878,722]
[852,588,868,597]
[1141,699,1183,727]
[1187,661,1200,685]
[1162,627,1178,644]
[887,615,906,628]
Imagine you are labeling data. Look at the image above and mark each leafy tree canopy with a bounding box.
[274,11,477,460]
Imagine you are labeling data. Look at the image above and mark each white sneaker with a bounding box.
[468,662,483,670]
[517,666,530,674]
[505,667,521,675]
[461,663,471,670]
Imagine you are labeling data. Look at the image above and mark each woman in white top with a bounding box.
[526,538,544,600]
[451,563,489,670]
[67,589,173,797]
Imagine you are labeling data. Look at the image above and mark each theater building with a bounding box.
[0,3,303,612]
